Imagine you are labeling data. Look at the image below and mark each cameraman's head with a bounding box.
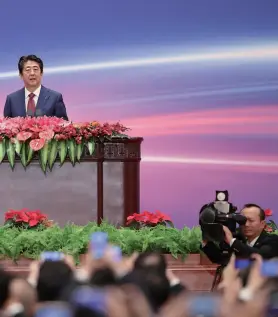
[240,204,266,241]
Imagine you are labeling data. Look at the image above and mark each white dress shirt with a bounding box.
[230,236,259,247]
[246,236,260,247]
[25,85,41,111]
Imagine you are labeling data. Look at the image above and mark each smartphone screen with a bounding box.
[187,294,220,317]
[35,304,72,317]
[110,245,122,262]
[235,259,251,270]
[90,232,108,259]
[71,286,107,314]
[261,261,278,277]
[40,252,64,261]
[236,259,278,277]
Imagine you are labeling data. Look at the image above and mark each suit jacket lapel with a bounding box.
[36,86,50,112]
[253,231,267,248]
[18,88,26,116]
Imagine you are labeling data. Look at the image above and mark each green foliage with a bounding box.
[0,222,203,261]
[48,140,58,170]
[6,139,15,169]
[67,139,76,166]
[58,140,67,165]
[39,142,49,173]
[87,140,95,155]
[0,139,6,163]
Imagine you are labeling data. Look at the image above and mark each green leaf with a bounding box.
[4,219,13,228]
[165,220,174,228]
[67,140,76,165]
[48,140,58,170]
[20,143,27,168]
[116,133,129,138]
[6,140,15,169]
[59,140,67,165]
[0,139,6,163]
[39,142,49,173]
[27,146,34,165]
[76,143,84,161]
[269,220,278,229]
[14,139,22,155]
[87,140,95,155]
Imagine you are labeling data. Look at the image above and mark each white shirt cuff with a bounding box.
[5,303,24,316]
[238,288,253,301]
[230,238,236,247]
[74,269,90,282]
[170,278,181,287]
[27,277,37,287]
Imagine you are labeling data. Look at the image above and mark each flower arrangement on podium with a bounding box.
[4,209,53,230]
[126,210,174,229]
[264,208,277,232]
[0,117,129,172]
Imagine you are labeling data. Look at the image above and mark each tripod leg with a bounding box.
[211,266,222,292]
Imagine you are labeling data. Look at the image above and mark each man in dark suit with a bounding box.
[3,55,68,120]
[202,203,278,264]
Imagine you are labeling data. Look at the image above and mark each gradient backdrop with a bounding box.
[0,1,277,227]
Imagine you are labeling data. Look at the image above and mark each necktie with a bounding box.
[27,93,36,116]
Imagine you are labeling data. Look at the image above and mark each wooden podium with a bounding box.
[0,137,143,226]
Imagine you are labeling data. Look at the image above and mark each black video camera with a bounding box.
[199,190,247,242]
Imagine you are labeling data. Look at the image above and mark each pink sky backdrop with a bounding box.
[0,0,278,227]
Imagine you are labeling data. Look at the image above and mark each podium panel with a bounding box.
[103,162,124,225]
[0,138,143,226]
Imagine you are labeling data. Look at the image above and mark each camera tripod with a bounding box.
[211,265,224,291]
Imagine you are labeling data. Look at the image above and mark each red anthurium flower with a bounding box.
[16,131,33,141]
[29,138,45,151]
[39,130,54,140]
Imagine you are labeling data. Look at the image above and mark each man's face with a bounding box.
[241,207,265,239]
[20,60,42,89]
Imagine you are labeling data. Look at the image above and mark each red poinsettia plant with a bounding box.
[264,209,277,233]
[4,209,53,230]
[126,210,174,229]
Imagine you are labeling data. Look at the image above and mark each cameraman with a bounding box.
[201,203,278,264]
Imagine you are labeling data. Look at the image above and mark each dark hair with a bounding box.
[18,55,43,74]
[0,269,15,308]
[134,252,167,274]
[242,203,265,221]
[144,271,170,311]
[90,267,116,286]
[37,261,73,302]
[119,270,170,312]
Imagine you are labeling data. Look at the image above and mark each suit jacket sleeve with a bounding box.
[231,238,278,259]
[201,242,224,264]
[4,96,11,117]
[54,94,68,120]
